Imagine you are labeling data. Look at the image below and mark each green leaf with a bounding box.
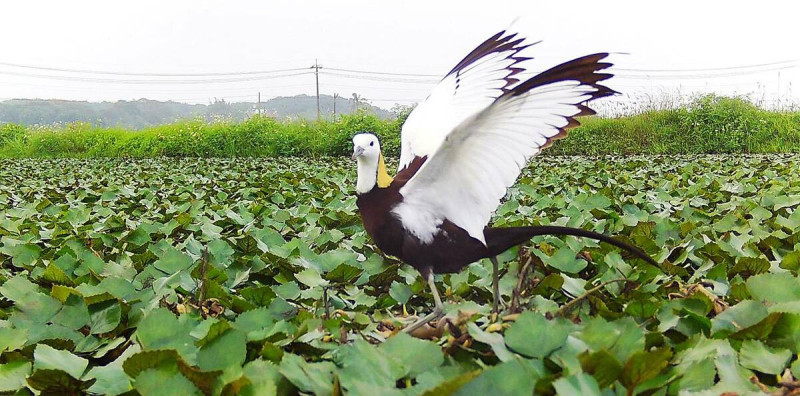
[466,322,515,362]
[123,349,180,378]
[553,373,601,396]
[0,275,62,322]
[738,340,792,374]
[42,262,74,285]
[333,339,406,393]
[620,347,672,388]
[88,299,122,334]
[388,281,413,305]
[27,368,95,393]
[711,300,768,337]
[153,246,194,273]
[34,344,89,379]
[781,251,800,271]
[453,359,543,396]
[578,318,643,366]
[675,357,716,391]
[0,328,28,353]
[747,273,800,303]
[546,246,587,274]
[196,329,247,371]
[420,369,481,396]
[504,311,570,358]
[295,268,329,288]
[0,361,31,392]
[51,294,90,330]
[233,307,279,341]
[379,333,444,377]
[579,350,623,388]
[135,308,197,361]
[134,365,202,396]
[279,353,335,396]
[1,243,41,267]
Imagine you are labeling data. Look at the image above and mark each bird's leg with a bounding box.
[402,272,444,334]
[490,256,500,316]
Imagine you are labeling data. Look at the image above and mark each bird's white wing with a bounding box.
[397,30,535,171]
[393,54,615,244]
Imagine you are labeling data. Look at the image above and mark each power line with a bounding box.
[616,59,800,73]
[320,71,439,84]
[325,66,441,78]
[615,63,799,80]
[0,69,314,84]
[0,61,309,77]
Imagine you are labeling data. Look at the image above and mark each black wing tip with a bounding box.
[504,52,618,100]
[446,29,537,81]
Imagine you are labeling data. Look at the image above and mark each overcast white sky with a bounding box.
[1,1,798,111]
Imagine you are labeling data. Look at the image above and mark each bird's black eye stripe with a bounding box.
[370,141,374,147]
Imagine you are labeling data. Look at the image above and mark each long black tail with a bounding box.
[485,226,658,266]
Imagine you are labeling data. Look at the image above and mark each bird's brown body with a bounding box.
[355,157,656,278]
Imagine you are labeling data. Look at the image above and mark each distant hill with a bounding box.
[0,94,395,129]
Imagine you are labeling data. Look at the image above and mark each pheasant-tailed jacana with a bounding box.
[352,28,656,333]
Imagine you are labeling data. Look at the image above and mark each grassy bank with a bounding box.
[1,95,798,158]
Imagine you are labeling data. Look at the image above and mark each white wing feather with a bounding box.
[398,31,534,171]
[394,62,612,244]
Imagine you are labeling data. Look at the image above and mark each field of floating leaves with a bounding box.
[1,155,800,395]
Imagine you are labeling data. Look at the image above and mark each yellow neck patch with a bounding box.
[377,153,393,188]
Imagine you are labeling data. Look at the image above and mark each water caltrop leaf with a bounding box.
[135,308,197,360]
[134,365,202,396]
[620,347,672,388]
[388,281,413,305]
[553,373,602,396]
[504,311,570,358]
[711,300,768,337]
[279,353,336,396]
[747,273,800,303]
[466,322,516,362]
[333,339,406,393]
[153,246,194,273]
[546,246,587,273]
[379,333,444,377]
[33,344,89,379]
[196,329,247,371]
[0,328,28,354]
[0,361,31,392]
[580,350,623,388]
[88,300,122,334]
[454,359,543,396]
[738,340,792,374]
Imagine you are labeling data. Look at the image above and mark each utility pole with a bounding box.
[311,59,321,121]
[333,93,338,120]
[257,92,262,116]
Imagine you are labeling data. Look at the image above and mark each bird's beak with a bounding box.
[351,146,364,160]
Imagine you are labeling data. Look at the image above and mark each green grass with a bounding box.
[1,95,798,158]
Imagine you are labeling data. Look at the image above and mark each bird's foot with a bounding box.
[402,307,444,335]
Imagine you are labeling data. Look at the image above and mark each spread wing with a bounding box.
[392,54,615,244]
[397,29,535,171]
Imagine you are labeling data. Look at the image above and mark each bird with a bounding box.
[351,28,657,333]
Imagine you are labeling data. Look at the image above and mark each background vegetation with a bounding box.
[0,95,798,158]
[0,94,392,129]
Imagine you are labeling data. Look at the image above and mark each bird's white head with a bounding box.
[352,133,381,163]
[352,133,392,194]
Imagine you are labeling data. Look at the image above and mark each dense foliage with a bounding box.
[1,155,800,395]
[0,95,392,129]
[1,95,798,158]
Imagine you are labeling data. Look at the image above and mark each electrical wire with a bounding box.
[0,69,314,84]
[0,61,309,77]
